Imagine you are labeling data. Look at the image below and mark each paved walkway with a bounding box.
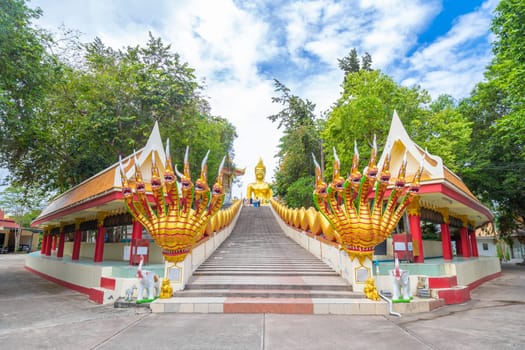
[2,254,525,349]
[162,207,357,313]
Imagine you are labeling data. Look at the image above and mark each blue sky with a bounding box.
[28,0,498,198]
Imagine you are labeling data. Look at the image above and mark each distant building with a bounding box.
[0,209,40,253]
[375,112,493,262]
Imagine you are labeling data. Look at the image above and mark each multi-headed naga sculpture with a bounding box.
[312,137,423,264]
[120,141,226,263]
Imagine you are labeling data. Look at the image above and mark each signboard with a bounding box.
[392,232,413,262]
[130,239,150,265]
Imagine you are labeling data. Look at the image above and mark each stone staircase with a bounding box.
[151,206,381,314]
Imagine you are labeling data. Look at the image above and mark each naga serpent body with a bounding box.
[120,142,225,263]
[312,138,423,264]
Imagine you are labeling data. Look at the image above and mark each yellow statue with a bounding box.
[159,278,173,299]
[364,278,380,301]
[246,158,273,205]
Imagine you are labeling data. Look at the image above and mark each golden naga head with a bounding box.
[366,135,379,179]
[163,139,176,186]
[348,140,362,187]
[176,146,193,195]
[119,144,226,263]
[195,150,210,196]
[211,156,226,206]
[331,147,345,194]
[119,155,133,199]
[133,150,146,194]
[312,138,424,264]
[311,153,327,199]
[150,148,162,192]
[379,152,391,184]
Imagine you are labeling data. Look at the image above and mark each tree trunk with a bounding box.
[14,227,21,252]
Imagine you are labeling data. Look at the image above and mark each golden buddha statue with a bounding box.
[247,158,273,205]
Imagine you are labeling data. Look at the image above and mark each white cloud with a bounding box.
[359,0,441,68]
[28,0,496,196]
[400,0,497,98]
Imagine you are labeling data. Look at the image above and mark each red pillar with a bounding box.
[40,231,47,255]
[94,213,106,263]
[45,233,52,256]
[440,223,453,260]
[408,199,424,263]
[57,230,65,258]
[51,235,57,251]
[129,220,143,265]
[72,220,82,261]
[469,228,479,257]
[459,226,471,258]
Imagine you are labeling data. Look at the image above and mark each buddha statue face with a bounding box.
[255,158,266,181]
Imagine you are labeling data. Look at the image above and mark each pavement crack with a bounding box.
[90,313,150,350]
[261,313,266,350]
[394,299,525,327]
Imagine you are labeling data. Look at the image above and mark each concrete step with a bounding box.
[151,297,389,315]
[434,285,471,304]
[193,271,339,276]
[89,287,118,305]
[428,275,458,288]
[173,289,363,299]
[183,283,353,291]
[150,296,443,315]
[170,207,359,314]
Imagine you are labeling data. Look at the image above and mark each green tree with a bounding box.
[268,80,320,207]
[410,95,472,173]
[0,0,61,190]
[361,52,373,71]
[1,25,236,193]
[338,48,360,77]
[284,176,315,208]
[459,0,525,238]
[322,69,430,175]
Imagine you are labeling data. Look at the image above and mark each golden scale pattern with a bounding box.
[273,138,423,265]
[120,142,240,263]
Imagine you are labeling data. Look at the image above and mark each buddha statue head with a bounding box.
[255,158,266,181]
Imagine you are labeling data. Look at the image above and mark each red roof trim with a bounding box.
[0,220,20,229]
[32,191,124,226]
[439,184,493,221]
[370,182,493,222]
[32,191,159,227]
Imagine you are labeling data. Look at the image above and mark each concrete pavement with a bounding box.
[1,254,524,349]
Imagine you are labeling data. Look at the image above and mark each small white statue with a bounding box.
[390,253,411,300]
[136,255,159,300]
[125,285,137,301]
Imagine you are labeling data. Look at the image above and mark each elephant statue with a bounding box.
[389,253,411,301]
[136,255,159,300]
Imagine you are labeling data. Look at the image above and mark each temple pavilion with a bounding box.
[374,112,492,263]
[26,114,497,307]
[30,114,493,265]
[31,122,169,264]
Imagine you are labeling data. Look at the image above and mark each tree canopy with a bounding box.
[0,1,236,196]
[268,80,320,207]
[456,0,525,235]
[322,69,431,176]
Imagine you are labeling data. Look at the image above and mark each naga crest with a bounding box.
[312,138,424,264]
[120,142,226,263]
